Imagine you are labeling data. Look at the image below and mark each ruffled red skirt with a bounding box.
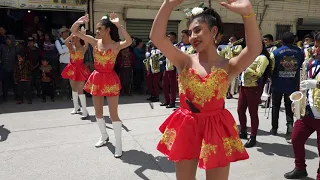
[83,70,121,96]
[157,108,249,170]
[61,63,90,81]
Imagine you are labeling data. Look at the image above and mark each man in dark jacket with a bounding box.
[0,35,18,101]
[270,32,304,140]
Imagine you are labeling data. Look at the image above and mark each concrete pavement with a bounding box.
[0,95,318,180]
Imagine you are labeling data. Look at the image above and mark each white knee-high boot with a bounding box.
[79,94,88,119]
[112,121,122,158]
[95,117,109,147]
[71,91,80,114]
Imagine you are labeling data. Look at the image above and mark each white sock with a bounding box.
[72,91,79,110]
[79,94,87,116]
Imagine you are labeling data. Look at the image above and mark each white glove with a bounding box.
[300,79,317,91]
[145,52,150,57]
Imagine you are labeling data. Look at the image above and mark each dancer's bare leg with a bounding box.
[175,159,198,180]
[206,164,230,180]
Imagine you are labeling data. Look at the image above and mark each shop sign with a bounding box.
[0,0,19,8]
[19,0,87,11]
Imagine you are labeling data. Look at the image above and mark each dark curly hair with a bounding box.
[187,7,223,37]
[99,18,120,42]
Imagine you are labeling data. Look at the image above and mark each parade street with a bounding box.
[0,95,318,180]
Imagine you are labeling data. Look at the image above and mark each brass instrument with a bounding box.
[150,52,161,73]
[143,50,161,73]
[290,57,311,119]
[266,40,282,48]
[230,38,244,47]
[186,46,196,54]
[143,52,151,71]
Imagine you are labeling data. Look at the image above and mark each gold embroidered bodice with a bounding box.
[178,67,229,112]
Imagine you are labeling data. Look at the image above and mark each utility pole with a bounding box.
[208,0,211,8]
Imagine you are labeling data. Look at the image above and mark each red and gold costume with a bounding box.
[84,47,121,96]
[61,51,90,81]
[157,67,249,169]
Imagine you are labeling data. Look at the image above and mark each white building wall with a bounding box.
[93,0,320,40]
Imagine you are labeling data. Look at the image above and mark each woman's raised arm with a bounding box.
[221,0,262,79]
[70,14,98,47]
[150,0,189,70]
[109,13,132,50]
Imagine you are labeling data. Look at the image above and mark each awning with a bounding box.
[297,17,320,30]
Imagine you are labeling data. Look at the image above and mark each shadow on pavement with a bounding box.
[106,145,175,180]
[256,142,318,159]
[0,94,152,114]
[305,138,318,148]
[0,125,11,142]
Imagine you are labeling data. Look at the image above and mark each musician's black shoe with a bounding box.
[244,136,256,148]
[239,131,248,139]
[150,96,159,102]
[284,168,308,179]
[270,128,277,135]
[166,104,175,108]
[160,102,169,106]
[285,125,293,140]
[147,96,154,100]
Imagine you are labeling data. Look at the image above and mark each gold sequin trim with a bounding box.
[178,67,229,107]
[160,128,176,150]
[94,48,117,67]
[70,51,85,63]
[66,70,74,76]
[223,137,245,156]
[312,76,320,112]
[101,84,120,95]
[85,83,100,95]
[200,140,217,163]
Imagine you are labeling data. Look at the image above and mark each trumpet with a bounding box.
[290,57,312,119]
[266,40,282,48]
[230,38,244,47]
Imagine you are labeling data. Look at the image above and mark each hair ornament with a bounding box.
[101,15,109,20]
[183,2,205,17]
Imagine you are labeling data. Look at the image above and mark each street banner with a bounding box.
[0,0,19,8]
[19,0,87,11]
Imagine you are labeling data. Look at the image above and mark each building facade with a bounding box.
[91,0,320,41]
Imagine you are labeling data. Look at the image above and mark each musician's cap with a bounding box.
[304,34,314,39]
[282,32,295,45]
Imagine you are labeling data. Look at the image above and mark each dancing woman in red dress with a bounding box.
[71,14,132,158]
[150,0,261,179]
[61,28,91,119]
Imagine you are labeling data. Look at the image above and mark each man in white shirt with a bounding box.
[55,26,71,99]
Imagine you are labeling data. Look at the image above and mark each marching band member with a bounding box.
[219,34,243,99]
[303,34,314,60]
[146,45,162,102]
[270,32,304,140]
[284,33,320,180]
[263,34,278,53]
[238,41,272,148]
[261,34,278,109]
[161,32,178,108]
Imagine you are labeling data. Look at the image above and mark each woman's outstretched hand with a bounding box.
[110,13,120,26]
[76,14,89,24]
[220,0,254,16]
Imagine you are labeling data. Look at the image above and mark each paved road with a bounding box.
[0,95,318,180]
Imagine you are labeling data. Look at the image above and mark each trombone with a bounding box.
[266,40,282,48]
